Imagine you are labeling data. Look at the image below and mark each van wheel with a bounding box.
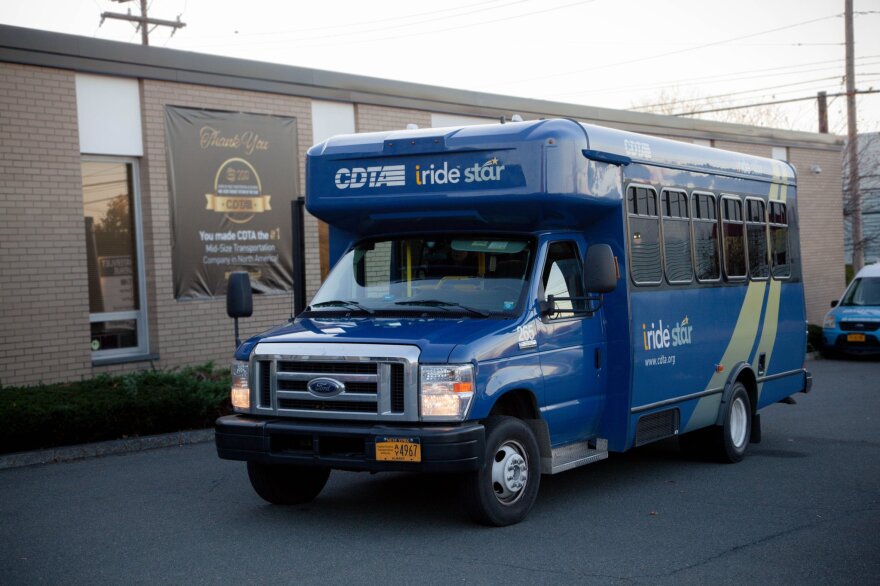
[247,462,330,505]
[462,416,541,526]
[679,382,752,463]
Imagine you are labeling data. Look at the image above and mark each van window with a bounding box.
[840,277,880,306]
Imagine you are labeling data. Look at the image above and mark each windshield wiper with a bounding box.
[394,299,490,317]
[309,300,375,314]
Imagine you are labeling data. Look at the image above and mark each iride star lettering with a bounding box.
[415,159,506,186]
[642,317,693,351]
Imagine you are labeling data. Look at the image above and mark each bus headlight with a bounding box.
[420,364,474,421]
[231,361,251,411]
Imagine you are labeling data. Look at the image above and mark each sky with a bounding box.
[1,0,879,135]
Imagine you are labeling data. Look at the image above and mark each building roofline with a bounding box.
[0,24,843,151]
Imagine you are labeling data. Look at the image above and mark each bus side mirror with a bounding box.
[830,300,838,308]
[227,272,253,349]
[227,272,253,318]
[584,244,617,293]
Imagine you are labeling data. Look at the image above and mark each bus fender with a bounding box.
[714,362,757,426]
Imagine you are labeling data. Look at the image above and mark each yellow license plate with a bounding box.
[375,437,421,462]
[847,333,866,342]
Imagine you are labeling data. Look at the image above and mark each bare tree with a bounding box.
[630,88,793,129]
[844,132,880,265]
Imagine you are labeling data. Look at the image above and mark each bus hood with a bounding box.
[236,315,522,364]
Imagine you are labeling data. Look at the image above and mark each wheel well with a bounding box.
[489,390,539,420]
[736,369,758,414]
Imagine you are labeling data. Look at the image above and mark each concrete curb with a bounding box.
[0,428,215,471]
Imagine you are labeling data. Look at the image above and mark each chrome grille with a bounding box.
[839,321,880,332]
[251,343,420,422]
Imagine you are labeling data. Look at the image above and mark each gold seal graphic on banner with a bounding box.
[205,157,271,224]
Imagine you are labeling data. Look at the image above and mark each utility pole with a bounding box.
[100,0,186,46]
[845,0,863,272]
[817,91,828,134]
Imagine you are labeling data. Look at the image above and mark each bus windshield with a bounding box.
[309,236,533,317]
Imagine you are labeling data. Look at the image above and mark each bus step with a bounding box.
[544,438,608,475]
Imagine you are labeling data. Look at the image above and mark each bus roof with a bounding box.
[309,118,796,185]
[306,118,795,235]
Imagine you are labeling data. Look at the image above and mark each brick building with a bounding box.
[0,25,845,387]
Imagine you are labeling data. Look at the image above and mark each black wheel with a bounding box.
[246,462,330,505]
[462,416,541,526]
[679,382,752,463]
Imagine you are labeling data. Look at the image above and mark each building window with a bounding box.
[721,196,746,280]
[769,201,791,278]
[746,198,769,280]
[661,189,693,284]
[627,186,661,285]
[82,159,149,360]
[692,192,720,281]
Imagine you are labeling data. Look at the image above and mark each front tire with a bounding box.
[463,416,541,526]
[247,462,330,505]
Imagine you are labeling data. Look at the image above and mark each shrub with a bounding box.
[807,323,824,353]
[0,363,231,455]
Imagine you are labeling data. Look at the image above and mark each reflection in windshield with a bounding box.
[841,277,880,307]
[310,236,532,316]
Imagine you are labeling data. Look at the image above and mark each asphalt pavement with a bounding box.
[1,356,878,585]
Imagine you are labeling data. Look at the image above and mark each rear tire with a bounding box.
[462,416,541,526]
[679,382,752,463]
[247,462,330,505]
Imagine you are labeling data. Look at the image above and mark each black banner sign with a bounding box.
[165,107,298,299]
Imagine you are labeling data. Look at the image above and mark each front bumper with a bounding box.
[823,329,880,355]
[215,415,485,473]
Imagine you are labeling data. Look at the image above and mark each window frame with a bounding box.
[660,188,694,285]
[690,190,722,284]
[626,183,663,287]
[537,239,587,322]
[82,155,150,363]
[768,200,792,281]
[720,194,748,282]
[744,196,770,282]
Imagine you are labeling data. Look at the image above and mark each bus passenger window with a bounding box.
[627,186,661,285]
[721,196,746,280]
[769,202,791,278]
[692,192,720,281]
[746,199,769,280]
[661,189,693,283]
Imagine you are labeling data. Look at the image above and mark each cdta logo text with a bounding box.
[334,165,406,190]
[642,316,693,351]
[415,157,506,186]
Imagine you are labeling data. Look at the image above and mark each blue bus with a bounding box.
[216,119,811,526]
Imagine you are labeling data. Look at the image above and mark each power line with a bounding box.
[560,55,880,101]
[488,12,842,89]
[633,77,846,111]
[187,0,596,50]
[671,88,880,117]
[189,0,514,41]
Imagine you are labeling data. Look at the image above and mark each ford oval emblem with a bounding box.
[307,377,345,397]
